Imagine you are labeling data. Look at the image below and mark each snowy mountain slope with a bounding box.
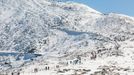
[0,0,106,54]
[0,0,134,75]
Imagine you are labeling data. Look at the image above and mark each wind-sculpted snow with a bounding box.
[0,0,134,75]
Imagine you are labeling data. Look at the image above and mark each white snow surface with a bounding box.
[0,0,134,75]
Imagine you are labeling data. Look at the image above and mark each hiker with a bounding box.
[45,66,47,70]
[90,51,97,60]
[34,68,38,73]
[11,72,13,75]
[77,55,81,64]
[45,66,50,70]
[56,65,59,68]
[47,66,50,70]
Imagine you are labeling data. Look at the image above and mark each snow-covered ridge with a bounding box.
[0,0,103,53]
[0,0,133,59]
